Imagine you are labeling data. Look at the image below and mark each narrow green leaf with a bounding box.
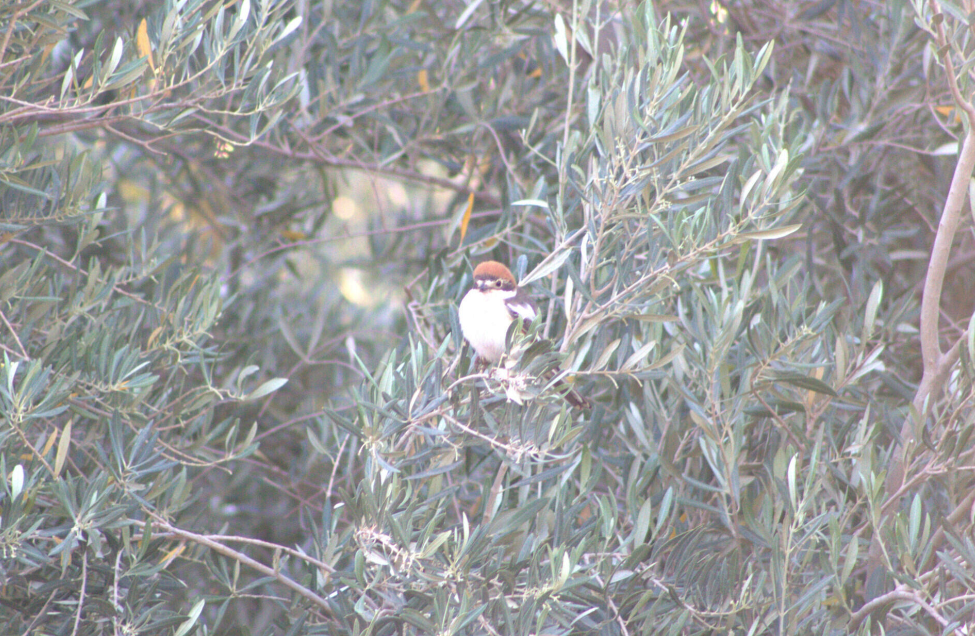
[763,148,790,195]
[227,0,250,41]
[520,250,572,286]
[244,378,288,401]
[60,62,75,102]
[841,537,858,585]
[455,0,486,29]
[769,372,838,397]
[272,16,303,47]
[731,224,802,243]
[634,498,652,546]
[10,465,24,501]
[654,487,673,536]
[740,168,763,202]
[510,199,550,210]
[909,493,922,552]
[645,343,684,371]
[621,313,678,322]
[592,338,620,371]
[55,420,72,478]
[104,37,124,83]
[683,153,732,178]
[648,124,698,144]
[49,1,89,19]
[174,599,205,636]
[835,335,848,386]
[621,339,656,372]
[863,279,883,339]
[553,13,569,62]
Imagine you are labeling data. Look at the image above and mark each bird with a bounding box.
[458,260,589,409]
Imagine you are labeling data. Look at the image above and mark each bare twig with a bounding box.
[0,0,47,64]
[848,585,949,630]
[70,553,87,636]
[0,308,29,360]
[149,515,335,615]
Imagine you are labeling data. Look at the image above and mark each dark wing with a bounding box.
[505,287,538,329]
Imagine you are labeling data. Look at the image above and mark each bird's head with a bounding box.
[472,260,517,292]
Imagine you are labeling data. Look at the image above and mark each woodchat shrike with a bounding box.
[458,260,589,409]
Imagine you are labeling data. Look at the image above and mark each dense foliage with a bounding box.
[2,0,974,634]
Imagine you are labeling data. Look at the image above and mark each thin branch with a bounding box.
[70,552,87,636]
[848,585,949,630]
[149,515,335,616]
[192,113,504,207]
[223,211,497,283]
[0,308,29,360]
[0,0,47,64]
[9,238,168,313]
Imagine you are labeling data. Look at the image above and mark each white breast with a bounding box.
[458,290,518,363]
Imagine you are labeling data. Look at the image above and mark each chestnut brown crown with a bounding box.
[472,261,516,286]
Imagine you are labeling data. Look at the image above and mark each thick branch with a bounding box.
[915,128,975,394]
[885,0,975,502]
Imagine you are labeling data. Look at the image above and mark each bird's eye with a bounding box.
[494,280,503,287]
